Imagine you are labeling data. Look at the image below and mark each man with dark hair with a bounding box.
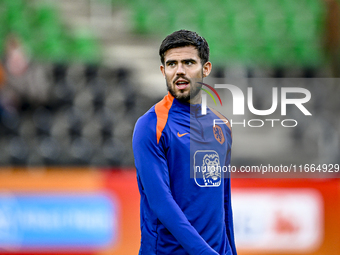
[158,30,210,104]
[133,30,237,255]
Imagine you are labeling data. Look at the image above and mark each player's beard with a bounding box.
[166,77,203,103]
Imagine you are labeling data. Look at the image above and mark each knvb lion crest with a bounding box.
[193,150,221,187]
[213,125,225,144]
[202,153,221,187]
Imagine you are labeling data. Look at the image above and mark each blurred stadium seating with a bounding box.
[0,0,339,168]
[128,0,326,67]
[0,0,101,63]
[0,0,143,166]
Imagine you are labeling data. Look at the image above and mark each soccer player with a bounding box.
[132,30,237,255]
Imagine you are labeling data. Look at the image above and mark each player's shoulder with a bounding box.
[135,105,157,130]
[134,93,177,146]
[208,107,232,134]
[133,106,158,148]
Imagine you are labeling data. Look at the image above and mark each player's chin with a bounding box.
[175,89,190,99]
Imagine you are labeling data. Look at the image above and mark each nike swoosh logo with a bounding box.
[177,132,189,137]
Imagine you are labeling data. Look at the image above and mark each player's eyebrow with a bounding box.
[165,58,197,65]
[181,58,197,63]
[165,59,177,65]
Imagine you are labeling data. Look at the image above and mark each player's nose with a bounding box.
[176,63,185,75]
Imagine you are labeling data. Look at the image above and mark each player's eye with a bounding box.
[167,62,176,67]
[185,61,193,65]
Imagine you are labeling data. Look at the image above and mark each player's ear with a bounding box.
[203,61,212,78]
[160,65,165,77]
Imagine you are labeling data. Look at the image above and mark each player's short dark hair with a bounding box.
[159,30,209,65]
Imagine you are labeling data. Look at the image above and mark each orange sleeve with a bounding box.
[154,92,174,144]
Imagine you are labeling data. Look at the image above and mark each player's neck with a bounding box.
[188,91,202,105]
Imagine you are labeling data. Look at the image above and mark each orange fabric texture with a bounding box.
[155,92,174,144]
[0,63,6,87]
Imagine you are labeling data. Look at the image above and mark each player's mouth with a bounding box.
[175,79,190,90]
